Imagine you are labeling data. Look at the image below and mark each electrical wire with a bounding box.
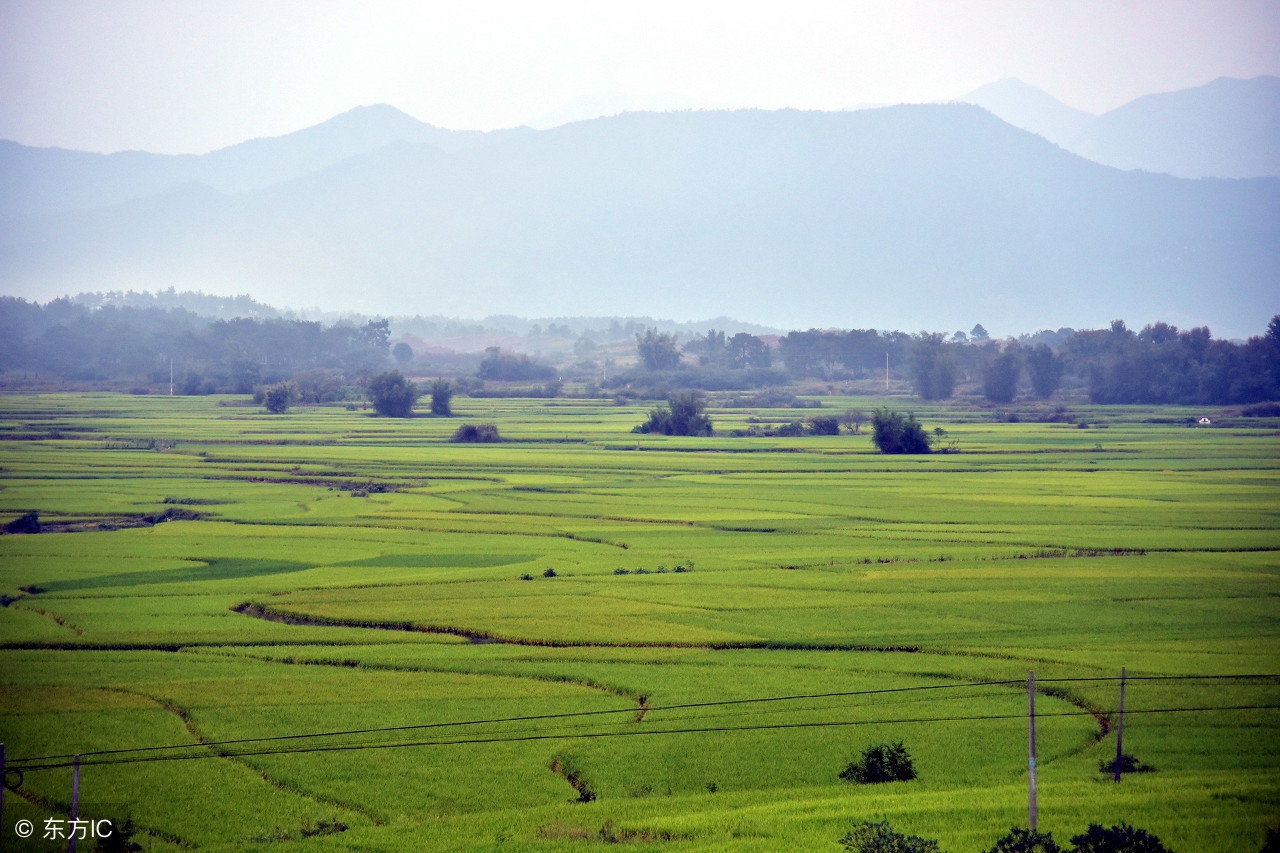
[8,704,1277,771]
[6,674,1276,773]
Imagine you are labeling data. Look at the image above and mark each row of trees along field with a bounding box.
[1,295,1277,406]
[621,319,1280,405]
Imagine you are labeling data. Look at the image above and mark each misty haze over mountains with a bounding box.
[961,75,1280,180]
[1,77,1276,339]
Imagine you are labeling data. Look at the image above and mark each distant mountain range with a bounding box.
[961,75,1280,180]
[2,91,1277,338]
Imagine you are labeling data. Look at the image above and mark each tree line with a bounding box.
[3,295,1276,407]
[0,296,390,395]
[767,319,1280,405]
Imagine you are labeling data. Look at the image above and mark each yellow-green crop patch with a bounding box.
[0,393,1276,851]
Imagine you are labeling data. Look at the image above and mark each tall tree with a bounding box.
[636,328,682,371]
[1024,344,1063,399]
[429,379,453,416]
[982,348,1021,403]
[909,333,956,400]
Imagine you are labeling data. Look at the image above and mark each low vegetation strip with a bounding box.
[233,600,925,651]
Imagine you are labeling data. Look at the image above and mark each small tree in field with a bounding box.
[839,741,917,784]
[870,409,931,454]
[263,382,294,414]
[367,370,418,417]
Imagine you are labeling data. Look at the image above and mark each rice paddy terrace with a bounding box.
[0,393,1276,851]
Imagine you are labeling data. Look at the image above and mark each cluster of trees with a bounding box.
[477,347,557,381]
[6,293,1277,409]
[360,371,452,418]
[1067,319,1280,405]
[0,296,391,393]
[774,318,1280,405]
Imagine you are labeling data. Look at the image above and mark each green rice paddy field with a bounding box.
[0,393,1276,851]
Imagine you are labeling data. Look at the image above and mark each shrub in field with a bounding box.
[1098,753,1156,775]
[367,370,418,417]
[839,741,917,784]
[95,816,144,852]
[4,511,40,534]
[870,409,931,454]
[838,820,941,852]
[542,568,558,578]
[633,391,713,436]
[1068,823,1171,853]
[808,415,841,435]
[451,423,501,442]
[985,827,1062,853]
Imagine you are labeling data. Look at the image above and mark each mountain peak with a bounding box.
[959,79,1095,145]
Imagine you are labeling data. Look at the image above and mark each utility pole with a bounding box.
[169,357,174,396]
[1,742,6,843]
[1028,671,1038,831]
[884,352,889,391]
[1114,667,1127,783]
[69,754,80,853]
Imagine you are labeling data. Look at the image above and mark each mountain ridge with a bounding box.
[3,103,1275,338]
[961,75,1280,179]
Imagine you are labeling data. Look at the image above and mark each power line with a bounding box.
[8,700,1277,773]
[8,678,1030,765]
[15,673,1275,769]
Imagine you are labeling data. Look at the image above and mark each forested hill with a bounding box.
[2,105,1276,338]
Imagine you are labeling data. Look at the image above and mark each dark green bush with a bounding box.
[870,409,931,454]
[4,511,40,534]
[839,741,917,784]
[451,423,501,442]
[839,820,941,852]
[1069,823,1171,853]
[985,827,1062,853]
[1098,754,1156,775]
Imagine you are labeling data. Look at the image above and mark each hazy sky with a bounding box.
[2,0,1279,154]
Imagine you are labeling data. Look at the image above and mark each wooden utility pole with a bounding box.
[1114,667,1127,783]
[1028,671,1038,830]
